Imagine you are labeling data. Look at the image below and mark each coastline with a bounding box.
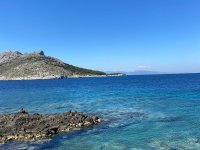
[0,74,126,81]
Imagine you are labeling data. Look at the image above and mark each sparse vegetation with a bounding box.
[0,51,106,80]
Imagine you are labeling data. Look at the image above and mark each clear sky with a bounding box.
[0,0,200,73]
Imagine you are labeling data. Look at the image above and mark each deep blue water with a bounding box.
[1,74,200,150]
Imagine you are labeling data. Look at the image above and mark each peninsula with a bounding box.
[0,51,125,80]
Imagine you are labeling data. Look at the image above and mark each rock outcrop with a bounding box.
[0,109,101,144]
[0,51,22,64]
[0,50,106,80]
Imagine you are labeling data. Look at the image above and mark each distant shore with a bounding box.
[0,73,126,81]
[0,51,126,81]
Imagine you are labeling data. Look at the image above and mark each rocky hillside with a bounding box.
[0,50,106,80]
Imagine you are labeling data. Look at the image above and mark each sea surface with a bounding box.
[1,74,200,150]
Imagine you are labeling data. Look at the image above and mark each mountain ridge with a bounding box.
[0,50,118,80]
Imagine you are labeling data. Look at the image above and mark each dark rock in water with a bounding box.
[157,116,181,122]
[169,148,178,150]
[0,109,101,144]
[18,108,28,114]
[119,112,146,118]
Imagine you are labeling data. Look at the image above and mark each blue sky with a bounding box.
[0,0,200,73]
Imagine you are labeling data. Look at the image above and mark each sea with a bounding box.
[0,74,200,150]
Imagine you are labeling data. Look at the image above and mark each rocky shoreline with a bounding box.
[0,109,101,144]
[0,73,125,80]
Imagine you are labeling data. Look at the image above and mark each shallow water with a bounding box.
[1,74,200,150]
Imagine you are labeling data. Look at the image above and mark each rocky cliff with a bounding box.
[0,50,106,80]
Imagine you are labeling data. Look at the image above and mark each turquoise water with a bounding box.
[1,74,200,150]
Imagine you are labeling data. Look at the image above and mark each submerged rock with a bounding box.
[0,109,101,144]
